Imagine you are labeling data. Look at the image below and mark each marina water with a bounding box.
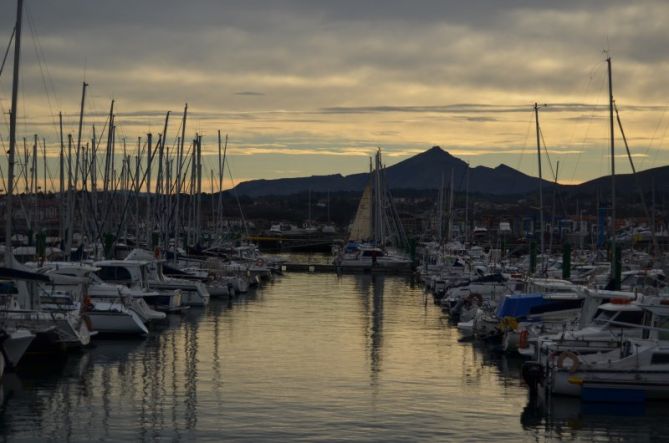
[2,272,669,442]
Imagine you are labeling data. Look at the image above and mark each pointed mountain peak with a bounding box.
[424,145,449,156]
[494,163,515,171]
[410,146,458,162]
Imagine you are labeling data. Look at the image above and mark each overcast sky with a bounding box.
[1,0,669,189]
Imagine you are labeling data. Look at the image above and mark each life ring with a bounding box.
[255,258,265,267]
[519,329,529,349]
[557,351,581,372]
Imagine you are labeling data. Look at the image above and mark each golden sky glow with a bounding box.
[2,1,669,190]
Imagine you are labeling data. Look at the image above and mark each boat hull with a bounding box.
[89,309,148,335]
[549,369,669,401]
[1,329,35,367]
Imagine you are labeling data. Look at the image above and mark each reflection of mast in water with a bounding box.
[101,364,112,437]
[184,316,199,430]
[139,332,165,439]
[211,301,224,407]
[369,275,384,383]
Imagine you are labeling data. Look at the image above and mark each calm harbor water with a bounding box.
[2,272,669,442]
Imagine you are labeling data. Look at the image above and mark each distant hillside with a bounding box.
[566,164,669,196]
[232,146,555,197]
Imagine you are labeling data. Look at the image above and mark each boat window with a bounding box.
[96,266,117,281]
[651,353,669,365]
[655,317,669,341]
[593,310,616,324]
[0,282,17,294]
[96,266,132,282]
[593,309,644,327]
[475,274,506,283]
[528,299,584,315]
[119,267,133,281]
[612,310,644,326]
[592,310,644,330]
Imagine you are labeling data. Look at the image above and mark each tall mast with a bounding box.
[5,0,23,263]
[447,168,454,242]
[66,81,88,259]
[464,164,469,245]
[534,102,545,274]
[175,103,187,258]
[156,112,169,251]
[437,173,444,244]
[135,137,141,242]
[59,112,65,243]
[196,134,202,244]
[607,56,617,285]
[145,133,153,247]
[32,134,37,233]
[374,149,383,245]
[217,131,223,238]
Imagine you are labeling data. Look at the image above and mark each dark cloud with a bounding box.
[2,0,668,184]
[235,91,265,96]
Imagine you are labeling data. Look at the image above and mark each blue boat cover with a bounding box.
[496,294,545,319]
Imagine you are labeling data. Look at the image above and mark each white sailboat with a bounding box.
[335,149,412,272]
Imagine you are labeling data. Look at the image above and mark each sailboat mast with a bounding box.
[464,164,469,245]
[607,56,617,285]
[438,173,444,244]
[217,131,222,236]
[145,133,153,247]
[59,112,65,243]
[196,134,202,244]
[175,104,187,258]
[447,169,454,243]
[374,150,383,245]
[534,102,544,273]
[66,81,87,260]
[5,0,22,263]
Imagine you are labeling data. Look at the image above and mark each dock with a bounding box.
[282,263,415,275]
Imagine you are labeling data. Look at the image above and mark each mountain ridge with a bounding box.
[231,146,669,197]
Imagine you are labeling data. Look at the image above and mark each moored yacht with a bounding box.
[126,249,210,307]
[94,259,184,313]
[0,265,92,352]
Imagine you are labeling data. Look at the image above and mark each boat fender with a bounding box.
[83,295,94,312]
[499,316,518,331]
[611,297,630,305]
[521,361,544,392]
[519,330,529,349]
[82,313,93,332]
[557,351,580,372]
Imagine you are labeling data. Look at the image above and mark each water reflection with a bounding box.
[3,274,667,441]
[0,290,255,442]
[359,275,385,385]
[521,395,669,442]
